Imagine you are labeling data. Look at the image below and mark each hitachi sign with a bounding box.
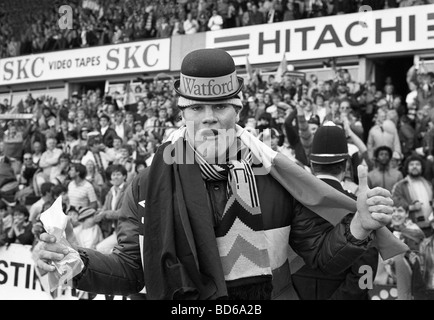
[180,72,238,98]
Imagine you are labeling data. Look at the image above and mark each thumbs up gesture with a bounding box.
[350,165,394,240]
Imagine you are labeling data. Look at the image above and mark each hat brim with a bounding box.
[310,155,349,165]
[173,77,244,102]
[78,211,96,221]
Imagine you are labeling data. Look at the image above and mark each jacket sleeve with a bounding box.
[391,181,410,209]
[289,201,371,275]
[73,178,145,295]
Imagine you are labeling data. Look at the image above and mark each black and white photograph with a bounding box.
[0,0,433,308]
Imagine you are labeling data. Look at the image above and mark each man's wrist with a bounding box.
[349,211,371,241]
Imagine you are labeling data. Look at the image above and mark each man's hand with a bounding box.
[33,219,79,275]
[94,211,106,223]
[34,234,70,275]
[351,165,393,240]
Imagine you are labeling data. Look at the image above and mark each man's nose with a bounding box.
[202,106,218,124]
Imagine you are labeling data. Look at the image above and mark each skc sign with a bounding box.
[0,39,170,86]
[206,4,434,66]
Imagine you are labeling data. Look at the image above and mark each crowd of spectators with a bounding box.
[2,0,434,58]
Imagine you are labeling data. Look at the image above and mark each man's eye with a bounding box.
[191,106,202,111]
[215,105,227,110]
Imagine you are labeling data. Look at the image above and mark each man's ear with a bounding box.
[234,106,241,122]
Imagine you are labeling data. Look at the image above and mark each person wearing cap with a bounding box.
[392,154,434,237]
[291,124,379,300]
[73,207,103,250]
[34,48,404,300]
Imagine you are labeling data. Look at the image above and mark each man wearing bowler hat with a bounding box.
[291,124,379,300]
[34,49,405,300]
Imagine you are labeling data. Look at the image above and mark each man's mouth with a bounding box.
[200,129,219,137]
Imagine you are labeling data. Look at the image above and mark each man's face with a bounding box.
[138,102,145,111]
[407,160,422,177]
[315,96,324,107]
[115,113,123,124]
[308,123,318,135]
[113,139,122,149]
[111,171,126,187]
[68,167,77,179]
[33,142,41,153]
[270,137,279,151]
[183,104,238,163]
[100,117,109,127]
[385,85,393,95]
[13,211,26,225]
[59,158,69,169]
[377,150,390,166]
[23,154,33,166]
[391,206,408,228]
[339,101,351,114]
[46,139,56,150]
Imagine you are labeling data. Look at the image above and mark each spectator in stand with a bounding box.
[84,158,105,206]
[283,0,302,21]
[184,12,199,34]
[81,132,116,179]
[49,153,72,186]
[73,207,104,250]
[30,140,44,167]
[366,108,402,161]
[208,9,224,30]
[29,181,54,224]
[399,115,417,159]
[113,111,133,143]
[156,16,172,38]
[94,164,128,254]
[3,121,24,175]
[367,146,403,192]
[99,114,118,149]
[392,154,434,237]
[5,204,34,246]
[67,163,98,210]
[112,24,123,44]
[35,137,63,189]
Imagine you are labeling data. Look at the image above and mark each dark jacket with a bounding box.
[291,177,379,300]
[74,168,371,299]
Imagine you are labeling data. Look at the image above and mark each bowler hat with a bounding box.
[78,207,96,221]
[310,124,349,164]
[174,49,244,104]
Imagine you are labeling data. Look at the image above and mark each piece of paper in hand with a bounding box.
[40,196,84,291]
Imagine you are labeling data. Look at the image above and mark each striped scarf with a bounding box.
[193,142,273,285]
